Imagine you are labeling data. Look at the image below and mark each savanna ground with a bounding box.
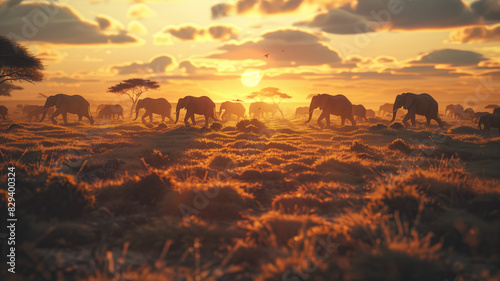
[1,109,500,281]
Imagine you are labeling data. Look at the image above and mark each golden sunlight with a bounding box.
[241,70,262,87]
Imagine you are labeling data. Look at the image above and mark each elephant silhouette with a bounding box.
[391,93,443,128]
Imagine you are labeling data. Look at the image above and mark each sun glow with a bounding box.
[241,70,262,87]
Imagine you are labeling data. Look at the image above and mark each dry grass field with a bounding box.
[1,111,500,281]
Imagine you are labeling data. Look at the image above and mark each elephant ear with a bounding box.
[55,95,64,108]
[403,93,414,110]
[318,95,327,110]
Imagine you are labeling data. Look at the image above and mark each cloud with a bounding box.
[128,20,148,35]
[294,8,375,34]
[411,49,487,66]
[95,15,124,31]
[35,49,67,62]
[296,0,479,34]
[179,61,217,75]
[210,0,347,18]
[471,0,500,21]
[0,2,139,45]
[207,29,342,68]
[449,23,500,43]
[127,3,156,19]
[111,55,174,75]
[154,24,239,43]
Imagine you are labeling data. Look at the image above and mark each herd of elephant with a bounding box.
[0,92,499,133]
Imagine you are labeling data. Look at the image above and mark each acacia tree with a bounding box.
[247,87,292,119]
[0,83,23,96]
[0,36,44,95]
[107,78,160,117]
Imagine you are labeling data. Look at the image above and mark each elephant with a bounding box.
[175,96,218,127]
[249,102,277,119]
[352,104,368,122]
[134,98,174,124]
[0,105,7,120]
[40,94,94,125]
[306,94,356,128]
[390,93,444,128]
[16,104,23,112]
[294,107,309,119]
[494,108,500,115]
[445,104,458,118]
[379,103,394,117]
[134,98,173,124]
[366,109,376,119]
[97,104,123,119]
[219,101,245,121]
[96,104,106,116]
[454,106,474,120]
[27,106,55,121]
[27,106,44,121]
[99,104,124,119]
[473,112,489,123]
[22,105,39,117]
[478,113,500,133]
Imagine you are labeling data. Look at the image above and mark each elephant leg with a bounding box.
[78,115,83,121]
[425,116,431,126]
[350,116,356,126]
[51,109,62,124]
[402,114,411,127]
[411,116,416,126]
[204,115,209,127]
[141,112,147,124]
[191,115,196,125]
[62,112,68,124]
[340,116,346,126]
[149,113,153,123]
[317,111,327,128]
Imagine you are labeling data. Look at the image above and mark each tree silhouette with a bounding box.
[0,83,23,96]
[107,78,159,117]
[0,36,44,90]
[247,87,292,118]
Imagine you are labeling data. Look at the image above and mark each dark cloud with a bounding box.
[449,24,500,43]
[211,3,232,19]
[471,0,500,21]
[0,2,139,45]
[156,24,238,41]
[95,15,111,30]
[207,29,342,68]
[111,55,173,75]
[211,0,318,18]
[294,8,375,34]
[297,0,479,34]
[411,49,487,66]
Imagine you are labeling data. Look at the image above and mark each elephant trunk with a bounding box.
[39,107,49,122]
[390,104,399,122]
[175,110,180,124]
[134,109,140,121]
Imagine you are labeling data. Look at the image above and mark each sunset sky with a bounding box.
[1,0,500,107]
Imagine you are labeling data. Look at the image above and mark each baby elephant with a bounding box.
[478,113,500,133]
[98,104,123,119]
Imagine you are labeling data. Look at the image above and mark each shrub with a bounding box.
[388,138,413,154]
[25,174,95,220]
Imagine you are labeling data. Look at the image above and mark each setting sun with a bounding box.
[241,70,262,87]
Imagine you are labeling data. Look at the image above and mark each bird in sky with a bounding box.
[264,54,269,58]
